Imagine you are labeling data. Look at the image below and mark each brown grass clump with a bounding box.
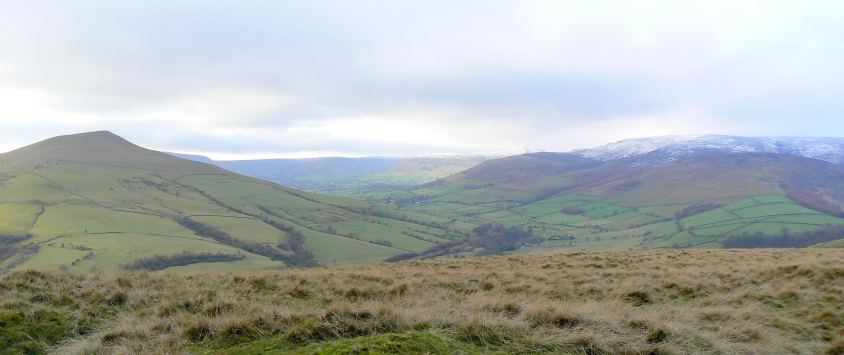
[1,249,843,354]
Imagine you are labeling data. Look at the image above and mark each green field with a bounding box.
[0,203,40,235]
[0,132,476,273]
[4,132,844,273]
[401,190,844,254]
[1,164,467,272]
[326,151,844,255]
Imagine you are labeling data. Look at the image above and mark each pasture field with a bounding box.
[1,150,474,273]
[19,233,278,272]
[324,219,435,252]
[356,217,454,243]
[0,173,86,205]
[190,216,288,245]
[27,204,196,243]
[2,249,842,354]
[0,203,40,235]
[301,230,403,266]
[405,193,844,254]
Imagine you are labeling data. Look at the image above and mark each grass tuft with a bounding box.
[1,249,843,353]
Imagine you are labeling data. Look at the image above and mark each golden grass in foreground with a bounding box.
[2,249,844,354]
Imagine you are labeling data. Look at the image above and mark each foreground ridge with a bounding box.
[2,249,842,354]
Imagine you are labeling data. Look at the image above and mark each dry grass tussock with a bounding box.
[2,249,843,354]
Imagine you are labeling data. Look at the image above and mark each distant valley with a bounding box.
[168,153,405,190]
[170,152,497,192]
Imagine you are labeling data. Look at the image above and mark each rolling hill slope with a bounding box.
[383,150,844,255]
[0,132,469,274]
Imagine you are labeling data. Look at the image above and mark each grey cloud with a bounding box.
[396,73,667,121]
[2,1,844,157]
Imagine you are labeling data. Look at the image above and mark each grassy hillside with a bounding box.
[357,152,844,255]
[0,132,469,273]
[2,249,842,354]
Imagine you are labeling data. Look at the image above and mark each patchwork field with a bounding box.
[2,249,842,354]
[401,190,844,255]
[0,132,474,274]
[0,163,472,273]
[335,152,844,256]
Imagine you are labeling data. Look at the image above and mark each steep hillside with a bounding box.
[2,131,226,174]
[0,132,469,274]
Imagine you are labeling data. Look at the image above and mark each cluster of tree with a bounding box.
[138,177,168,189]
[52,243,92,251]
[723,224,844,248]
[0,234,33,263]
[120,251,245,271]
[628,215,672,229]
[471,223,533,256]
[785,188,844,218]
[0,244,20,263]
[462,182,494,190]
[409,222,541,260]
[393,194,435,207]
[0,244,39,273]
[401,231,440,244]
[175,188,321,268]
[175,217,282,261]
[253,208,320,268]
[369,239,393,247]
[70,252,95,266]
[382,252,420,263]
[328,202,462,242]
[0,233,33,244]
[560,206,586,215]
[415,241,459,259]
[674,202,720,219]
[614,181,643,192]
[274,226,320,268]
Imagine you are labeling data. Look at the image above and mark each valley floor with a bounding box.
[2,249,843,354]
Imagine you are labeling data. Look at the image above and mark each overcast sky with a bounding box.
[1,1,843,159]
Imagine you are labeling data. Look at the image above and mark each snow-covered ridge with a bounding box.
[572,135,844,165]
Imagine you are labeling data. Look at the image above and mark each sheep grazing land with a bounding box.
[2,249,843,354]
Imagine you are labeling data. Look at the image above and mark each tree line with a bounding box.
[175,217,283,260]
[120,251,245,271]
[723,224,844,248]
[470,223,534,256]
[0,234,34,263]
[675,202,719,219]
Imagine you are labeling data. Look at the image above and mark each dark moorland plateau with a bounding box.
[2,132,844,354]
